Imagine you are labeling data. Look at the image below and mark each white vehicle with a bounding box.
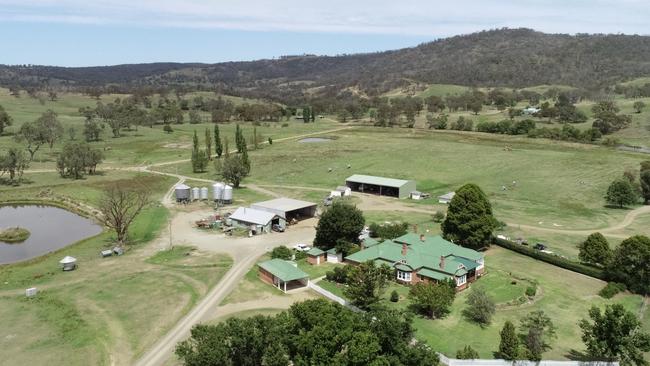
[294,243,311,252]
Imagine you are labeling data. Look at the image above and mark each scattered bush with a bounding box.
[270,246,292,260]
[325,266,351,284]
[390,290,399,302]
[368,222,408,239]
[599,282,627,299]
[525,285,537,297]
[268,137,273,145]
[432,211,445,223]
[294,250,307,260]
[281,123,289,127]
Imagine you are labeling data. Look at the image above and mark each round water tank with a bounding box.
[223,185,233,203]
[212,182,224,201]
[174,183,191,201]
[191,187,200,201]
[200,187,209,200]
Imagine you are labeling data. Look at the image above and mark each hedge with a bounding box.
[493,238,606,280]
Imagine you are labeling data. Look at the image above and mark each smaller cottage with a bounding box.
[438,192,455,204]
[306,247,342,265]
[258,259,310,292]
[306,247,326,265]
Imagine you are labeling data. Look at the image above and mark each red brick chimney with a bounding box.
[401,243,408,256]
[439,256,445,269]
[420,234,425,242]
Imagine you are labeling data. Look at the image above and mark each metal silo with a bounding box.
[213,182,224,201]
[200,187,209,200]
[191,187,200,201]
[223,185,233,204]
[174,183,191,202]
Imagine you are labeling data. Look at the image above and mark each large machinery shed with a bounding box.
[345,174,416,199]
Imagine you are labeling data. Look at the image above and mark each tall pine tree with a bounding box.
[498,321,520,360]
[191,130,200,172]
[204,127,212,160]
[214,124,223,158]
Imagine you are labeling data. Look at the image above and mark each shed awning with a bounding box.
[346,174,411,188]
[258,259,309,282]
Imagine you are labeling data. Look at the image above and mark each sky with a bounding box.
[1,0,649,66]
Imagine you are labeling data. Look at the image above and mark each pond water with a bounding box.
[0,205,102,265]
[298,137,332,143]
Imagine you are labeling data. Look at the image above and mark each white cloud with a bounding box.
[0,0,649,36]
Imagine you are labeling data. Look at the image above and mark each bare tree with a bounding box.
[99,183,151,245]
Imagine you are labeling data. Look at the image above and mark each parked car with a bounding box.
[272,224,285,232]
[294,243,311,252]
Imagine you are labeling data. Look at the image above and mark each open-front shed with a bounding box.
[251,198,317,222]
[345,174,416,199]
[258,259,310,292]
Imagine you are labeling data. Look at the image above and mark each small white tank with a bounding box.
[223,185,233,203]
[212,182,224,201]
[191,187,200,201]
[200,187,208,200]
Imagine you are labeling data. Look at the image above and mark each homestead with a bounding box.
[257,258,310,292]
[250,197,318,222]
[229,207,284,234]
[346,233,484,290]
[345,174,416,199]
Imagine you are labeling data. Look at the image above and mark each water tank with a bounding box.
[223,185,233,203]
[200,187,208,200]
[174,183,191,202]
[191,187,200,201]
[212,182,224,201]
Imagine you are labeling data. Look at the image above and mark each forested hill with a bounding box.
[3,28,650,94]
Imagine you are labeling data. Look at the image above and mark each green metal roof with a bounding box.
[346,174,413,188]
[307,247,325,256]
[346,234,482,278]
[258,259,309,282]
[417,268,453,281]
[326,248,338,254]
[394,233,483,261]
[362,237,380,248]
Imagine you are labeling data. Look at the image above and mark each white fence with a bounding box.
[438,353,619,366]
[308,282,361,312]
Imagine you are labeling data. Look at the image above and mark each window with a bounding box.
[456,275,467,286]
[397,270,412,282]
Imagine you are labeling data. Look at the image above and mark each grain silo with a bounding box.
[191,187,200,201]
[223,185,233,204]
[174,183,191,202]
[200,187,209,200]
[212,182,224,201]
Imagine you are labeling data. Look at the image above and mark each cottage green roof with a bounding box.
[326,248,338,255]
[258,259,309,282]
[346,234,482,278]
[307,247,325,256]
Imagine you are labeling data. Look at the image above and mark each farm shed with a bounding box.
[438,192,455,204]
[258,259,310,292]
[251,198,317,222]
[345,175,416,199]
[330,186,352,197]
[229,207,284,234]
